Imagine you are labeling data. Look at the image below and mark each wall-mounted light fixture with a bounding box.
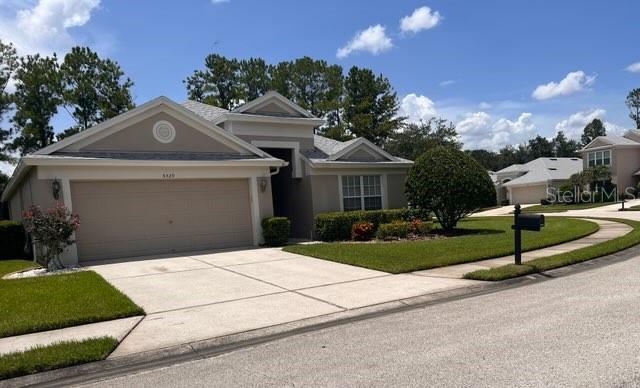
[52,179,61,200]
[258,177,268,193]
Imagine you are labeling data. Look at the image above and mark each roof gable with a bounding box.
[328,138,394,162]
[35,96,268,158]
[232,91,314,118]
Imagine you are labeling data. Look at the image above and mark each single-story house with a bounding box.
[1,91,412,265]
[494,157,583,204]
[578,130,640,191]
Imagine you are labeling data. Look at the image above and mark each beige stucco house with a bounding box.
[494,157,583,204]
[1,92,412,265]
[578,130,640,191]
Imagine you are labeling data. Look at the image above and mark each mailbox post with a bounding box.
[513,204,523,265]
[512,204,545,265]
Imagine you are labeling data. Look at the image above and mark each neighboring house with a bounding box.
[578,130,640,192]
[1,91,412,265]
[494,157,583,204]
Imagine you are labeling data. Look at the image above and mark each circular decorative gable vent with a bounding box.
[152,120,176,143]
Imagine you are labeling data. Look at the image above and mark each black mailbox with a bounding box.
[516,214,545,231]
[512,204,545,265]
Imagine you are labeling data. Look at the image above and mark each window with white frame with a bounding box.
[341,175,382,211]
[587,150,611,167]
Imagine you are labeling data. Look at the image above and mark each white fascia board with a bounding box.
[307,160,414,169]
[218,112,325,126]
[22,156,287,168]
[0,161,29,202]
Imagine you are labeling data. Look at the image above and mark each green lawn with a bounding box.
[0,259,39,277]
[284,217,599,273]
[0,337,117,380]
[0,263,144,338]
[522,202,615,213]
[465,218,640,281]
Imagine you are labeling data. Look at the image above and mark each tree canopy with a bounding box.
[627,88,640,129]
[0,40,18,163]
[385,118,459,160]
[0,45,135,156]
[581,118,606,147]
[185,54,400,145]
[405,146,496,231]
[9,54,62,155]
[58,47,134,140]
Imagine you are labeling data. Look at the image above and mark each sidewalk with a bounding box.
[1,218,630,365]
[413,218,631,279]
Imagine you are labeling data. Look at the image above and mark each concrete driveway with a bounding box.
[85,247,477,356]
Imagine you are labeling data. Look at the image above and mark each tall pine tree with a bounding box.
[10,54,62,155]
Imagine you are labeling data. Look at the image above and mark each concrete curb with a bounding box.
[4,241,640,388]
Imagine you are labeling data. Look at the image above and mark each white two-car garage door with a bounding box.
[72,179,253,262]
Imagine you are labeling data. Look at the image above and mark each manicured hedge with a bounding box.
[314,208,429,241]
[0,221,25,260]
[262,217,291,246]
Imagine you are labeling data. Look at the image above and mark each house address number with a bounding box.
[162,173,176,179]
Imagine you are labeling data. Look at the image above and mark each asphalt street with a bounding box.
[78,255,640,387]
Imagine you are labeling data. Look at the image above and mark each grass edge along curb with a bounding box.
[0,337,118,381]
[464,218,640,281]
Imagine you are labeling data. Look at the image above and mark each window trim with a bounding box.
[338,174,388,211]
[587,150,611,167]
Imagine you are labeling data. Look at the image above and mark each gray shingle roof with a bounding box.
[304,135,410,164]
[600,135,639,145]
[502,157,583,187]
[181,100,228,122]
[313,135,358,155]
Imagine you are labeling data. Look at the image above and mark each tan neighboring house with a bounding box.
[1,91,412,265]
[578,131,640,191]
[494,157,583,204]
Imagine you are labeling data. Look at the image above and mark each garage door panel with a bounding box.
[72,179,253,261]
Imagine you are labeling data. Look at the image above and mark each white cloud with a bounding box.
[555,108,605,138]
[626,62,640,73]
[337,24,392,58]
[399,6,441,34]
[0,161,15,176]
[532,71,596,100]
[399,93,437,123]
[457,111,535,150]
[0,0,100,55]
[554,108,625,139]
[439,79,455,87]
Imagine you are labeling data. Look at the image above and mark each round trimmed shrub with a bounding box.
[405,146,496,231]
[261,217,291,246]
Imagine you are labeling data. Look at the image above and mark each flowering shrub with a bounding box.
[408,218,432,236]
[22,203,80,270]
[351,221,374,241]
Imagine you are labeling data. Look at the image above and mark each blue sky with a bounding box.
[1,0,639,164]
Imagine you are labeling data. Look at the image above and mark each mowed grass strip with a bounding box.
[465,218,640,281]
[0,337,117,380]
[0,269,144,338]
[284,217,599,273]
